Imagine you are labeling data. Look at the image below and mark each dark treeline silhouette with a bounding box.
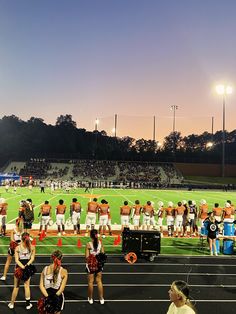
[0,114,236,167]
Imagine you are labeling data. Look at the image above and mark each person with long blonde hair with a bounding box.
[8,232,36,310]
[167,280,196,314]
[39,250,68,314]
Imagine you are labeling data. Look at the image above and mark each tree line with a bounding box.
[0,114,236,167]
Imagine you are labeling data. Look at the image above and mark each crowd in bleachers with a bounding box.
[72,160,116,180]
[4,159,184,186]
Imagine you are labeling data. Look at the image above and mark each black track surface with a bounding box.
[0,255,236,314]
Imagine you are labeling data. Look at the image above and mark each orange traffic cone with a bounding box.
[57,238,62,247]
[39,233,44,241]
[77,239,82,248]
[113,238,118,246]
[31,238,36,246]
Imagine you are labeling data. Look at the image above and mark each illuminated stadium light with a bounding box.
[215,84,233,177]
[95,118,99,131]
[206,142,213,148]
[216,84,233,95]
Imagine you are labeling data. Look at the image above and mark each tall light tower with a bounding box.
[215,84,233,177]
[170,105,178,133]
[95,118,99,131]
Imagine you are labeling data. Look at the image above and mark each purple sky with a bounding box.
[0,0,235,142]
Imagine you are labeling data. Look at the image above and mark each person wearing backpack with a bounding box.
[85,229,105,305]
[22,199,35,233]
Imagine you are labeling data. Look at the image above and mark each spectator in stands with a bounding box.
[167,280,196,314]
[120,201,131,232]
[56,200,66,236]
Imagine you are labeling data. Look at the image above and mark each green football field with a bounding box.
[0,186,235,256]
[0,186,235,224]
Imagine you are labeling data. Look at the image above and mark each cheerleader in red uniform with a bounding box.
[39,250,68,314]
[8,232,36,310]
[0,219,23,281]
[86,229,106,305]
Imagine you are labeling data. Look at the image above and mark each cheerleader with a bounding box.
[8,232,36,310]
[167,280,196,314]
[86,229,106,305]
[39,250,68,314]
[0,219,23,281]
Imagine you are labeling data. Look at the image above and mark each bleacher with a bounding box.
[2,159,184,185]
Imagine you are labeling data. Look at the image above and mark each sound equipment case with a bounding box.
[122,229,161,261]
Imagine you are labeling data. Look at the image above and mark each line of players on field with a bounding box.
[0,197,235,237]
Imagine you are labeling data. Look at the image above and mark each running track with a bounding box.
[0,255,236,313]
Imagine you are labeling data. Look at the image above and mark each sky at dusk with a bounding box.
[0,0,236,142]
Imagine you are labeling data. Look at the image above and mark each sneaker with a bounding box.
[210,251,213,256]
[58,232,61,237]
[215,252,218,256]
[8,303,14,309]
[88,298,93,304]
[26,303,33,310]
[74,231,77,234]
[85,233,88,237]
[100,298,105,305]
[102,234,106,239]
[0,276,6,281]
[62,232,66,235]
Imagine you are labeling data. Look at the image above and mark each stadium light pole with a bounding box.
[95,118,99,131]
[170,105,178,155]
[170,105,178,133]
[215,84,233,177]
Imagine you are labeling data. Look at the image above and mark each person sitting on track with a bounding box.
[39,250,68,314]
[0,218,23,281]
[86,229,106,305]
[167,280,196,314]
[8,232,36,310]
